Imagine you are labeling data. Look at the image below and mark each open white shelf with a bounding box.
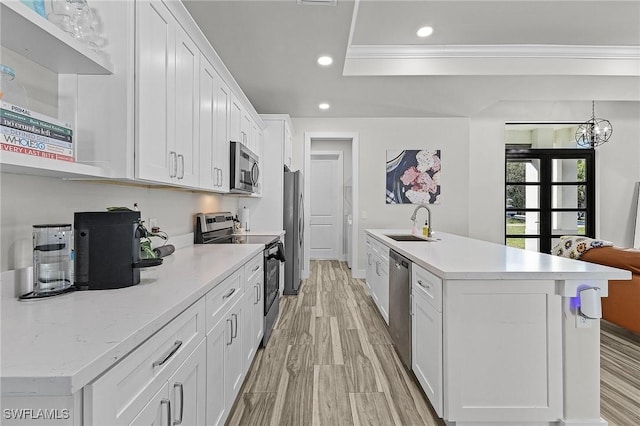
[0,0,113,75]
[0,151,113,179]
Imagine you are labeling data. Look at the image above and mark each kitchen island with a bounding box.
[1,243,266,425]
[365,229,631,426]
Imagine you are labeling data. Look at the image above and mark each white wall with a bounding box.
[292,117,470,275]
[469,101,640,247]
[0,173,238,271]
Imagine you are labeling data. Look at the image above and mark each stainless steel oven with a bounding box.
[230,141,259,194]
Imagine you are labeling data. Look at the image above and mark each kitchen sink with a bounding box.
[385,234,436,242]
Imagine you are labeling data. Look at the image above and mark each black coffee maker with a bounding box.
[74,211,162,290]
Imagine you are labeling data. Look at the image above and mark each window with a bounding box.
[505,148,595,253]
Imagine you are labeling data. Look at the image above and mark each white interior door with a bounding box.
[309,152,343,260]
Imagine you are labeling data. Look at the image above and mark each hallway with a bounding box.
[227,260,443,425]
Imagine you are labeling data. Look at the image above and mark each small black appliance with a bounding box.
[74,211,162,290]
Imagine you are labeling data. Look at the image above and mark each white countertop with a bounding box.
[366,229,631,281]
[0,243,264,397]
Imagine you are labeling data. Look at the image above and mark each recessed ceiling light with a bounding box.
[417,26,434,38]
[318,103,330,110]
[317,56,333,66]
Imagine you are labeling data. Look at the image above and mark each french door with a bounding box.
[505,149,595,254]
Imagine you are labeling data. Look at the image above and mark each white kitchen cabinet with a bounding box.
[172,22,200,187]
[128,383,169,426]
[136,0,199,186]
[242,254,264,371]
[365,237,389,324]
[198,57,216,190]
[213,71,231,192]
[230,93,242,144]
[166,340,207,426]
[206,293,245,425]
[412,272,443,417]
[84,299,206,425]
[130,340,206,426]
[199,57,230,192]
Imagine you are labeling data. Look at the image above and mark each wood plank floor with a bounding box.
[228,260,640,426]
[601,320,640,426]
[227,260,443,426]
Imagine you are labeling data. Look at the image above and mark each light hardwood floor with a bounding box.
[227,260,443,426]
[601,320,640,426]
[228,260,640,426]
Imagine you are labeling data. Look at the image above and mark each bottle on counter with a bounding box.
[422,221,429,237]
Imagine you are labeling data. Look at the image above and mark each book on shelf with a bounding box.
[0,125,73,149]
[1,143,75,162]
[0,102,75,163]
[1,127,74,157]
[0,101,73,139]
[0,116,72,143]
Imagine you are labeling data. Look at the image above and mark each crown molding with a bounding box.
[346,44,640,60]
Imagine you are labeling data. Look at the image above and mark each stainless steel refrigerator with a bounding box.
[284,170,303,295]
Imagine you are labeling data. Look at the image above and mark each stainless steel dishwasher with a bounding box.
[389,250,412,368]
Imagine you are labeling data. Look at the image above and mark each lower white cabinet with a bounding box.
[242,256,264,371]
[412,282,443,417]
[206,295,244,426]
[84,299,206,425]
[365,237,390,324]
[130,341,207,426]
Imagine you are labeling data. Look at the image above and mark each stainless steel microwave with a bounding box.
[230,141,259,194]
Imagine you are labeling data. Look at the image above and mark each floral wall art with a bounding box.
[386,149,441,204]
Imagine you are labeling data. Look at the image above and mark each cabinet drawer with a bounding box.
[244,253,263,290]
[206,267,244,333]
[370,238,389,262]
[85,298,206,426]
[412,264,443,312]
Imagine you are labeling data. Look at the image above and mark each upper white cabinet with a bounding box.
[135,0,199,186]
[1,0,264,194]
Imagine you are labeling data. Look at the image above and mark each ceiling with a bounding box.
[182,0,640,118]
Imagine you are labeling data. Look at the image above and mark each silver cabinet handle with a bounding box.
[152,340,182,367]
[252,265,260,272]
[367,253,372,265]
[417,279,430,289]
[375,261,380,276]
[255,284,259,304]
[212,166,218,186]
[177,154,184,179]
[227,318,233,345]
[173,383,184,425]
[161,399,171,426]
[169,151,177,178]
[410,294,413,316]
[222,288,236,299]
[218,168,223,186]
[232,313,238,339]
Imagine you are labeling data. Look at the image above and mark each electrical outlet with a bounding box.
[576,314,591,328]
[149,218,158,230]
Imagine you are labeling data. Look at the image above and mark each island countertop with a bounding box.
[365,229,631,281]
[0,243,264,397]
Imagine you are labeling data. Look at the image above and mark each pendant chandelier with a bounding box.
[575,101,612,148]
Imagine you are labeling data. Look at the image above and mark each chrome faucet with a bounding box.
[410,204,432,237]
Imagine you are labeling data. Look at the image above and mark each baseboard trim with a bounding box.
[558,418,608,426]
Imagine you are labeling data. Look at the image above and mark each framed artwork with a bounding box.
[386,149,441,204]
